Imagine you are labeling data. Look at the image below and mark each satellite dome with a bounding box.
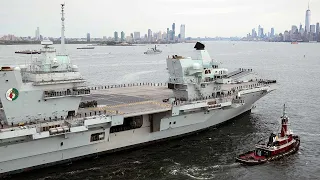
[14,67,21,71]
[72,65,79,72]
[193,63,201,70]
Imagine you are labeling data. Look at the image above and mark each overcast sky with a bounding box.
[1,0,320,38]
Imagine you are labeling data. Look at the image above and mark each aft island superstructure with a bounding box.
[0,4,276,176]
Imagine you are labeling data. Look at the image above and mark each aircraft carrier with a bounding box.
[0,4,276,176]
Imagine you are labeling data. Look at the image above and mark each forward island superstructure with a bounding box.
[0,4,276,175]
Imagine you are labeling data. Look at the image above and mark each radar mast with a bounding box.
[61,3,66,54]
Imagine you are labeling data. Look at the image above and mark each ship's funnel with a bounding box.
[194,42,205,50]
[193,42,212,65]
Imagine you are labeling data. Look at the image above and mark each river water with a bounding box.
[1,41,320,180]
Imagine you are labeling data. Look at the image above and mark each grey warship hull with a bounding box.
[0,85,273,175]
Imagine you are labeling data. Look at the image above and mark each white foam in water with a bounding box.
[167,161,241,180]
[65,167,101,175]
[36,167,101,180]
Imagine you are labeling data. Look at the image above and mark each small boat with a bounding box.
[77,47,95,49]
[15,50,41,54]
[144,45,162,54]
[291,42,298,44]
[236,104,300,165]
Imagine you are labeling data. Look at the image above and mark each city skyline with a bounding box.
[1,0,320,38]
[243,2,320,42]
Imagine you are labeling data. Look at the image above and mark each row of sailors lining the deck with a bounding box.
[44,88,90,98]
[199,82,263,99]
[89,82,167,90]
[172,81,266,105]
[172,90,238,105]
[232,83,263,91]
[239,68,253,72]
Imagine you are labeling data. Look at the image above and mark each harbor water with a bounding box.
[1,41,320,180]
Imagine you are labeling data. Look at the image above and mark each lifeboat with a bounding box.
[236,104,300,165]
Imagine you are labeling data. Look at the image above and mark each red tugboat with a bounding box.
[236,104,300,165]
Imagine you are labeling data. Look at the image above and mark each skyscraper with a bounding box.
[157,31,162,41]
[120,31,125,42]
[172,23,175,41]
[305,3,311,33]
[166,28,169,41]
[317,23,320,41]
[180,24,185,42]
[169,30,173,41]
[310,25,316,33]
[270,28,275,37]
[252,28,256,38]
[133,32,140,40]
[144,34,147,41]
[260,28,264,38]
[291,25,298,34]
[258,25,261,37]
[86,33,90,42]
[114,31,118,42]
[35,27,40,40]
[162,32,167,41]
[147,29,152,42]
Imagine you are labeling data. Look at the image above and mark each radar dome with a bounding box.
[192,63,201,70]
[72,65,79,72]
[14,67,21,71]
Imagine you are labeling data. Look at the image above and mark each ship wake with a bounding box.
[165,159,243,180]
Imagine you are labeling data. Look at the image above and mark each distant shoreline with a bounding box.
[0,41,181,46]
[1,40,320,46]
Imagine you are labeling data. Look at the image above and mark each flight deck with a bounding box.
[79,85,173,117]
